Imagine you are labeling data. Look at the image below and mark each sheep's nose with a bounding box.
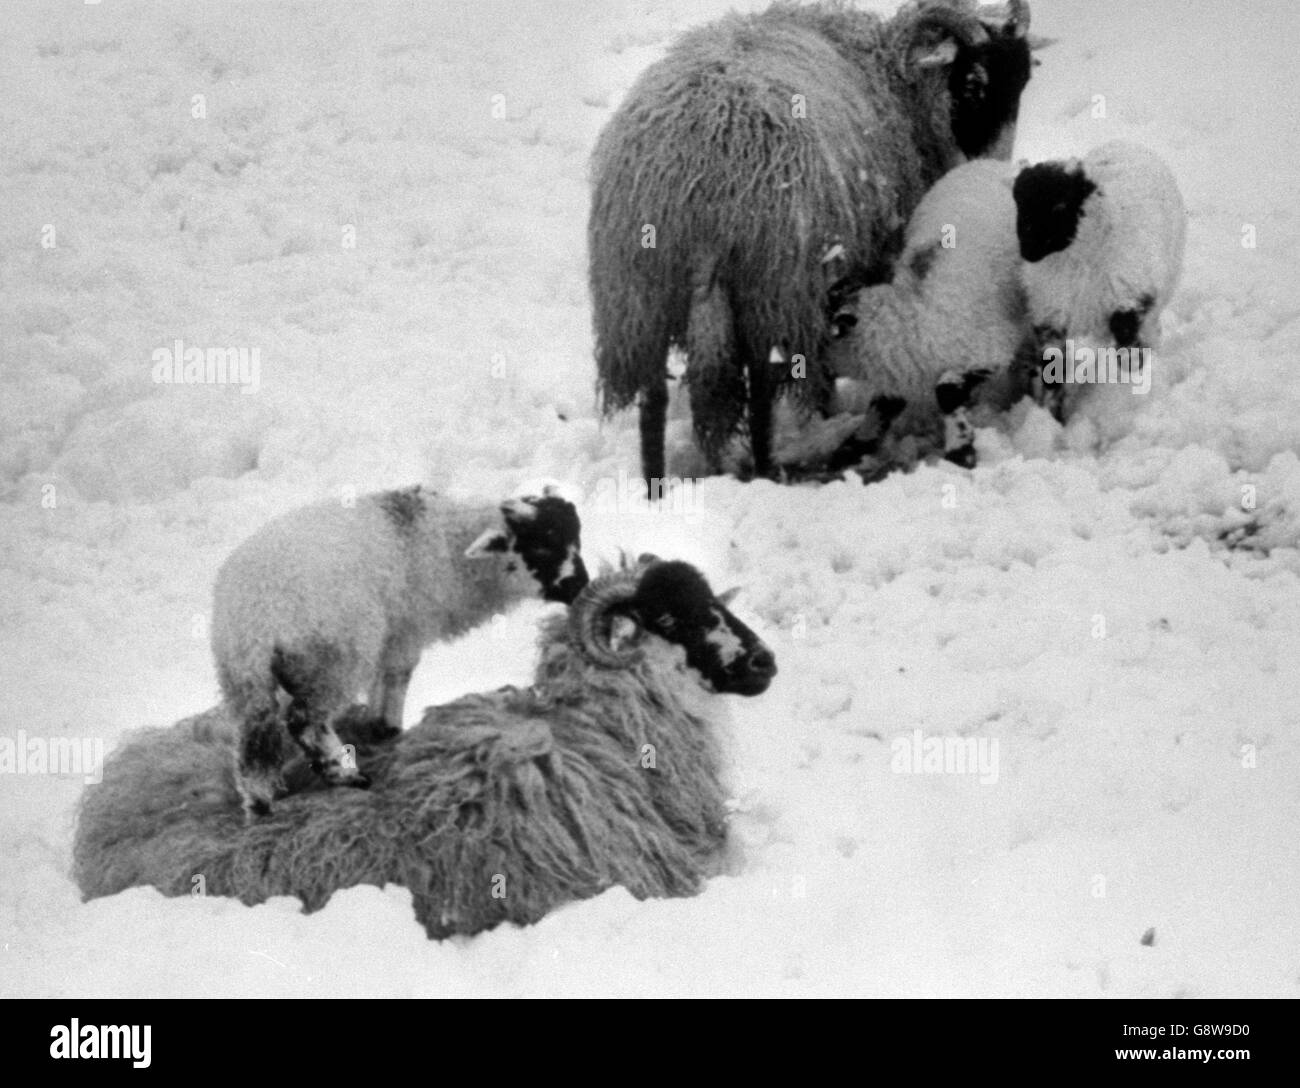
[748,647,776,676]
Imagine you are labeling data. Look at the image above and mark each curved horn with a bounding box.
[567,570,642,668]
[1007,0,1030,39]
[914,5,989,48]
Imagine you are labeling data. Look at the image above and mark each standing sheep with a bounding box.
[212,484,589,817]
[75,559,777,939]
[590,0,1043,486]
[826,158,1034,469]
[1012,139,1187,419]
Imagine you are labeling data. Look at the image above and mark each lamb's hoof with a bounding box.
[943,446,977,469]
[243,796,273,821]
[237,770,286,819]
[368,719,403,742]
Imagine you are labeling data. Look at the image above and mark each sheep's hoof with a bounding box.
[943,446,977,469]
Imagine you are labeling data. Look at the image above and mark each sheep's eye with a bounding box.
[656,612,676,631]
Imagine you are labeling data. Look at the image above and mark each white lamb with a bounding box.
[211,484,588,817]
[1012,139,1186,418]
[826,157,1034,468]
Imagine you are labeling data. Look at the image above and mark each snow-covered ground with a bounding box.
[1,0,1297,997]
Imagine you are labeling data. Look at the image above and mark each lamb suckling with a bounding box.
[211,484,588,817]
[825,158,1035,470]
[75,558,777,939]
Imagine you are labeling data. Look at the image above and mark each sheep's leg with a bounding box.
[746,356,774,479]
[936,369,989,468]
[639,379,669,490]
[234,695,289,819]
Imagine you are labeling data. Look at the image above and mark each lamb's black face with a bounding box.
[467,492,589,604]
[949,26,1033,159]
[500,494,589,604]
[623,561,776,696]
[1013,161,1098,262]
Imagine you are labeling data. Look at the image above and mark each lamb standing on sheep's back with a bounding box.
[590,0,1044,486]
[212,484,588,817]
[1012,139,1187,418]
[75,559,777,939]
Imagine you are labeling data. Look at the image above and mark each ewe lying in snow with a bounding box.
[76,559,776,939]
[211,484,588,817]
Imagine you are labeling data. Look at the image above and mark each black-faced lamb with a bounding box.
[826,157,1034,469]
[589,0,1044,486]
[211,484,589,817]
[1012,139,1187,419]
[74,559,777,939]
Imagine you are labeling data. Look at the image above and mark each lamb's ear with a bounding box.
[717,587,741,607]
[465,529,511,558]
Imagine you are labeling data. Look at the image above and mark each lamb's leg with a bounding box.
[272,645,369,792]
[370,636,421,739]
[286,694,370,790]
[1031,325,1067,421]
[1110,295,1156,386]
[825,393,907,473]
[234,694,289,819]
[935,369,989,468]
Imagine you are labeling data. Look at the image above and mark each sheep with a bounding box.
[74,558,778,940]
[823,158,1035,470]
[1012,139,1187,419]
[211,484,589,818]
[589,0,1044,488]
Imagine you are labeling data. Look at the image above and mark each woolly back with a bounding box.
[590,1,959,413]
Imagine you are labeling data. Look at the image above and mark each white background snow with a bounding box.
[1,0,1297,997]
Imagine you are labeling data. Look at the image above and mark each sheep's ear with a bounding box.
[465,529,510,558]
[717,587,741,607]
[913,39,959,69]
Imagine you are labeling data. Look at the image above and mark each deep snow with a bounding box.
[1,0,1297,997]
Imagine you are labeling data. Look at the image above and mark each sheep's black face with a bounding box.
[1013,161,1098,262]
[949,28,1033,160]
[624,561,776,696]
[500,494,590,605]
